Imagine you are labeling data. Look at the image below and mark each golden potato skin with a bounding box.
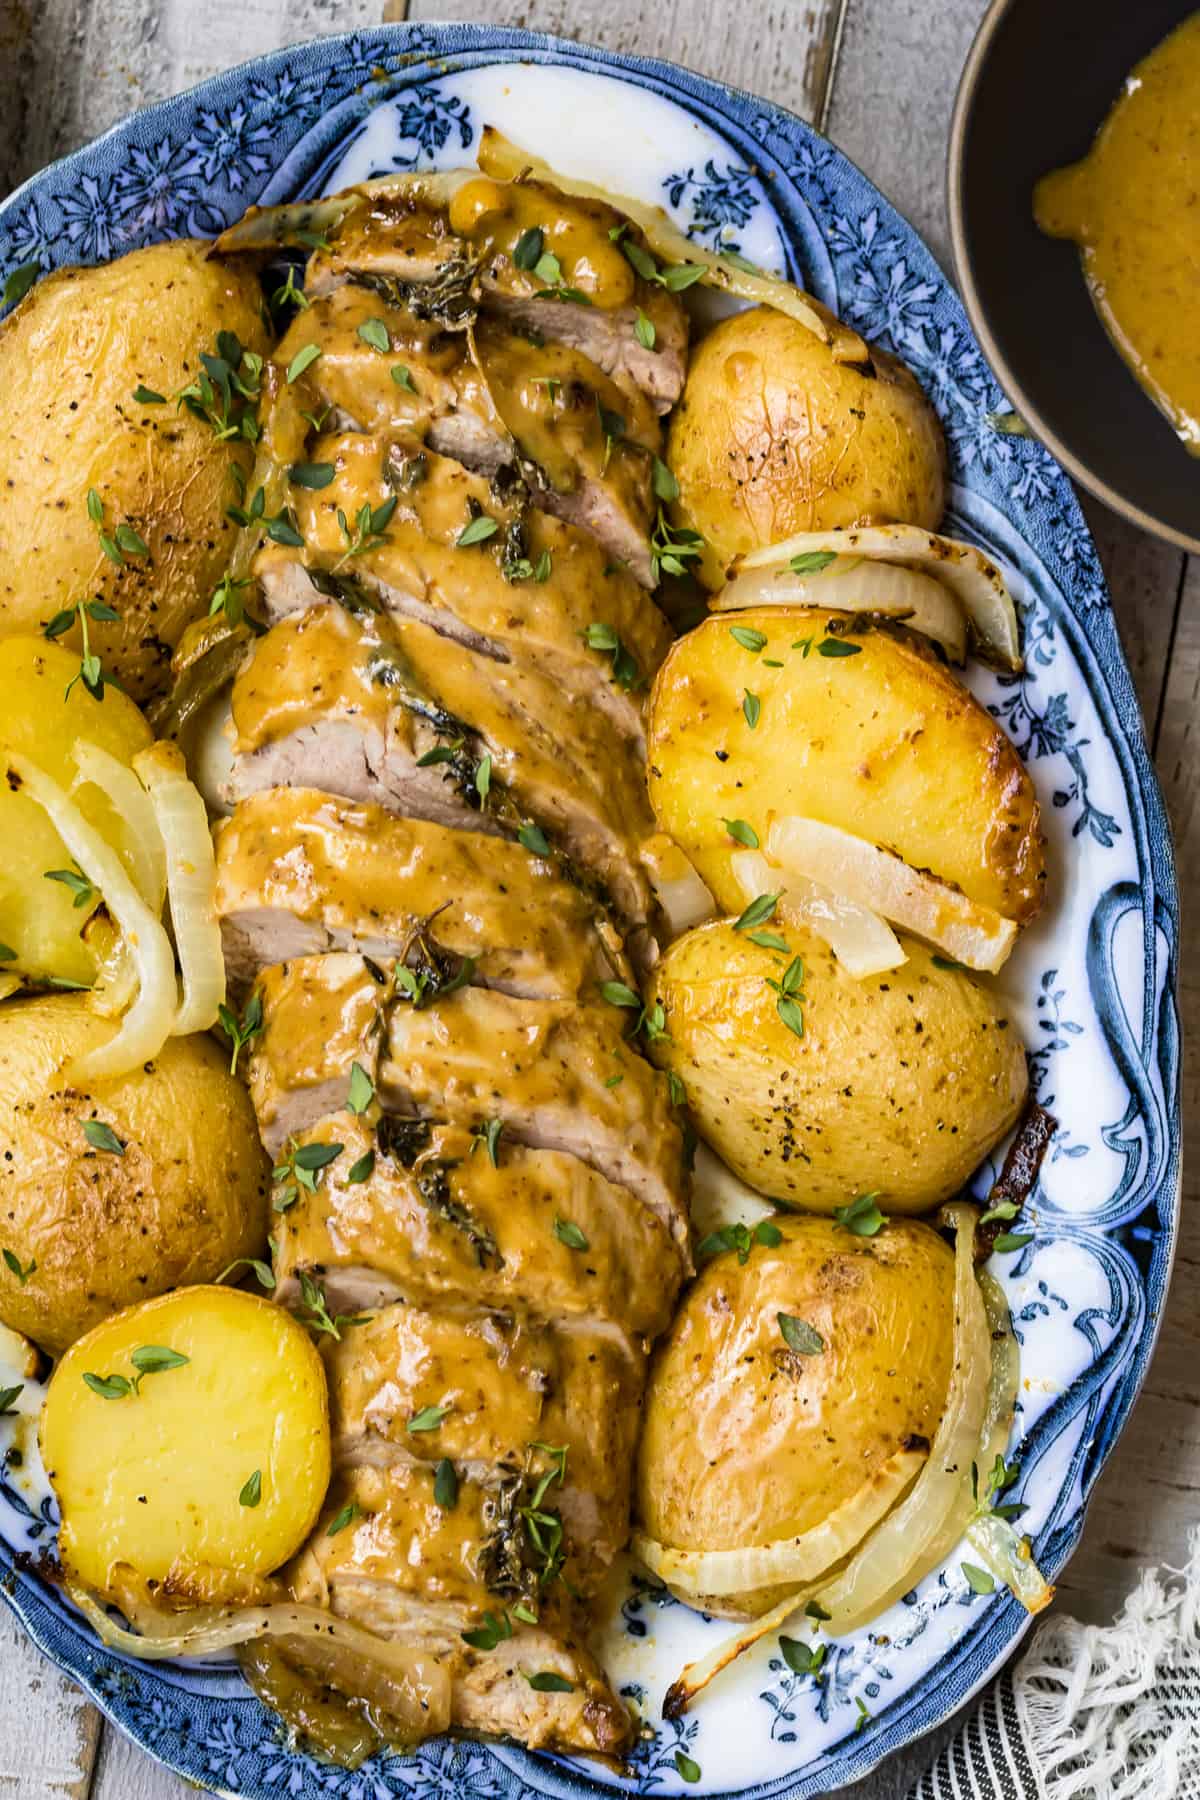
[0,242,269,700]
[667,308,946,585]
[647,608,1046,925]
[649,919,1028,1211]
[0,637,153,984]
[42,1286,330,1600]
[637,1214,954,1557]
[0,998,270,1353]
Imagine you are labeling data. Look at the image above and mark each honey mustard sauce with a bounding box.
[1034,10,1200,451]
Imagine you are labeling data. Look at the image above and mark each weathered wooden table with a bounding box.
[0,0,1194,1793]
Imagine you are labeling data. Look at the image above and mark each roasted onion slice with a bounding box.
[714,561,968,664]
[730,848,906,978]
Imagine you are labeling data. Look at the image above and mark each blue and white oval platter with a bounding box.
[0,22,1180,1799]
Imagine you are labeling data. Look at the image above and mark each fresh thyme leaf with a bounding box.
[932,955,968,971]
[83,1371,132,1401]
[650,506,705,582]
[286,342,322,383]
[621,239,658,282]
[513,226,545,271]
[978,1197,1019,1227]
[217,1255,276,1290]
[407,1403,451,1433]
[209,571,253,626]
[0,1385,22,1417]
[132,383,166,405]
[667,1071,687,1108]
[3,263,39,307]
[775,996,804,1037]
[44,609,76,639]
[114,522,148,557]
[554,1217,589,1252]
[833,1191,887,1237]
[474,753,492,801]
[517,822,551,857]
[357,317,391,353]
[600,980,641,1010]
[806,1599,832,1623]
[779,1635,826,1677]
[471,1118,504,1168]
[2,1250,35,1285]
[778,1313,824,1355]
[855,1697,871,1732]
[391,363,416,392]
[986,411,1030,437]
[525,1671,574,1693]
[326,1500,362,1536]
[734,893,780,932]
[294,1270,364,1342]
[651,455,679,502]
[288,461,335,489]
[217,991,263,1075]
[45,865,94,909]
[817,637,862,658]
[458,514,499,548]
[635,309,657,350]
[756,1221,783,1247]
[993,1231,1035,1254]
[962,1561,995,1594]
[675,1754,702,1783]
[86,487,103,525]
[83,1119,124,1156]
[266,510,304,549]
[462,1610,512,1651]
[583,621,640,690]
[346,1060,375,1116]
[346,1149,376,1184]
[730,625,767,653]
[743,689,761,728]
[434,1458,459,1510]
[789,550,837,575]
[415,736,465,768]
[721,818,759,848]
[239,1469,262,1508]
[0,945,14,963]
[662,261,706,291]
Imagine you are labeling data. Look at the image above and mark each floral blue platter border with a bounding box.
[0,22,1180,1800]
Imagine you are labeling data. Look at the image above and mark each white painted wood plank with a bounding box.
[0,1609,98,1798]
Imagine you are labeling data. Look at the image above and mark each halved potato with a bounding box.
[646,608,1045,925]
[666,307,946,587]
[636,1212,956,1616]
[648,917,1028,1211]
[41,1286,329,1602]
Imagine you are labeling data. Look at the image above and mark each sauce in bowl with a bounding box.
[1034,10,1200,454]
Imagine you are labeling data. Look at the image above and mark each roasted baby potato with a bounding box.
[636,1213,955,1615]
[666,307,946,586]
[648,918,1028,1211]
[41,1285,329,1601]
[647,608,1045,925]
[0,996,270,1353]
[0,637,153,985]
[0,241,269,700]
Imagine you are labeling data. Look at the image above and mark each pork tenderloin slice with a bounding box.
[262,431,672,740]
[224,602,655,933]
[324,1302,643,1568]
[214,787,630,999]
[249,956,689,1252]
[302,175,686,412]
[272,1111,687,1341]
[291,1465,631,1755]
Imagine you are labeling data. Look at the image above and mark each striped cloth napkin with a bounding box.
[908,1532,1200,1799]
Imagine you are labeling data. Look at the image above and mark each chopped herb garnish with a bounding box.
[747,929,790,951]
[855,1697,872,1732]
[217,991,263,1076]
[734,893,780,932]
[778,1313,824,1356]
[722,818,759,849]
[833,1191,887,1237]
[3,263,39,307]
[620,239,705,291]
[462,1610,512,1651]
[932,955,968,971]
[766,953,805,1038]
[962,1561,995,1594]
[45,595,118,702]
[326,1500,362,1536]
[697,1219,784,1264]
[130,1344,190,1388]
[82,1371,132,1401]
[356,317,391,353]
[346,1149,376,1184]
[743,689,761,729]
[458,514,499,549]
[992,1231,1035,1254]
[273,1139,345,1215]
[239,1469,263,1508]
[651,455,679,502]
[2,1250,35,1286]
[818,637,861,658]
[346,1061,375,1116]
[209,571,253,626]
[806,1599,832,1623]
[525,1671,574,1693]
[177,332,262,442]
[600,980,641,1010]
[45,865,94,910]
[512,226,545,271]
[407,1403,451,1433]
[288,460,335,490]
[0,1385,22,1417]
[82,1118,124,1156]
[471,1118,504,1168]
[217,1255,276,1290]
[789,550,837,575]
[730,625,767,654]
[650,507,704,582]
[979,1197,1019,1227]
[635,309,657,350]
[675,1753,702,1784]
[286,342,322,383]
[583,621,640,690]
[434,1458,459,1510]
[554,1217,589,1252]
[517,822,552,856]
[475,753,492,802]
[779,1635,826,1678]
[336,495,396,557]
[294,1270,365,1342]
[391,364,417,392]
[132,383,165,405]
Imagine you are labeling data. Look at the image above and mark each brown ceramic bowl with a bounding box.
[948,0,1200,553]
